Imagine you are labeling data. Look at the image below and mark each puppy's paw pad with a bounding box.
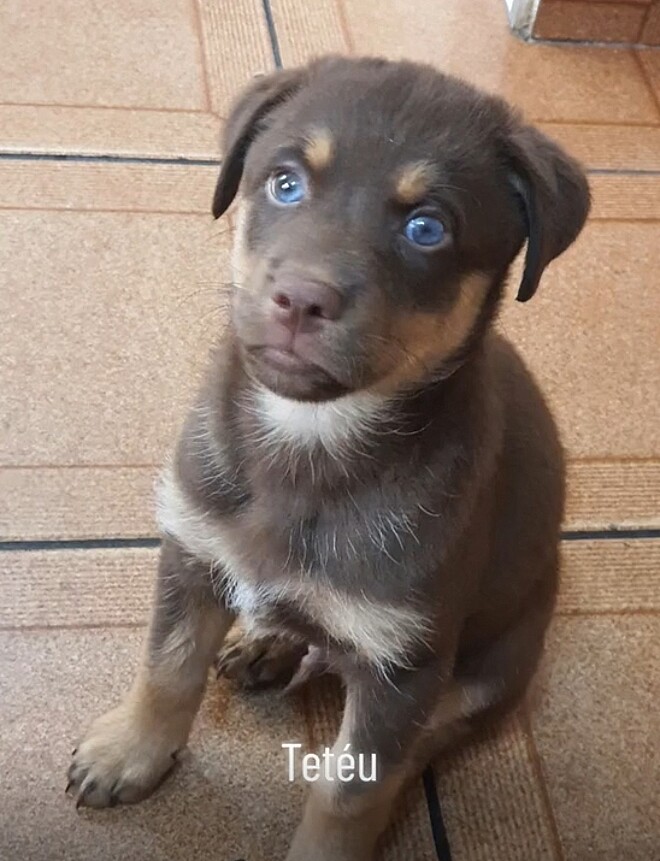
[67,706,177,809]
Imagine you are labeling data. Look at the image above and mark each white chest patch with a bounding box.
[251,386,391,454]
[156,468,431,671]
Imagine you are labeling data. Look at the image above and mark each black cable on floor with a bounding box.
[423,765,453,861]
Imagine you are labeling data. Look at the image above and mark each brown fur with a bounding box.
[69,55,590,860]
[303,128,335,172]
[394,160,436,204]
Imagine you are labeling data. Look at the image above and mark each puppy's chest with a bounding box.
[157,469,430,667]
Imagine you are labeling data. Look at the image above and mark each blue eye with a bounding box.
[404,215,446,248]
[267,169,307,205]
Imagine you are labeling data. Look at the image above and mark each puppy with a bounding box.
[68,56,590,860]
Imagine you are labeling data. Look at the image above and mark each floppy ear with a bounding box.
[212,68,307,219]
[505,125,590,302]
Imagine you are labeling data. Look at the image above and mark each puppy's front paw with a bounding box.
[67,703,178,809]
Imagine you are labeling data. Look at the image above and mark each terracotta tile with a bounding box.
[538,122,660,172]
[640,2,660,44]
[531,616,660,860]
[0,467,158,541]
[498,222,660,460]
[0,104,221,160]
[0,160,218,213]
[435,713,558,861]
[336,0,658,122]
[0,206,231,467]
[270,0,349,66]
[558,538,660,613]
[565,460,660,529]
[0,547,155,629]
[197,0,275,116]
[0,0,275,157]
[493,44,658,122]
[0,628,307,861]
[0,0,205,110]
[589,174,660,220]
[637,48,660,99]
[533,1,647,43]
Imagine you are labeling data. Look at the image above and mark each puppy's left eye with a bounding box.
[404,215,446,248]
[267,169,307,206]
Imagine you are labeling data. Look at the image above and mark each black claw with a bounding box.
[71,747,78,756]
[65,780,73,795]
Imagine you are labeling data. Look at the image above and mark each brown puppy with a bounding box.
[68,56,590,860]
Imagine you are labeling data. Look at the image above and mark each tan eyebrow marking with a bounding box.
[395,161,437,204]
[303,128,335,172]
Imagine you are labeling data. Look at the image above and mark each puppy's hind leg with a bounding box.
[286,659,452,861]
[430,580,558,752]
[67,539,233,808]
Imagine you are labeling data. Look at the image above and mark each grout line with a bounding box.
[639,4,652,44]
[1,528,658,553]
[334,0,356,54]
[1,151,659,177]
[555,608,660,618]
[0,206,212,216]
[261,0,283,69]
[0,537,161,552]
[562,527,660,540]
[189,0,212,113]
[538,118,659,128]
[633,49,660,117]
[422,766,453,861]
[587,218,660,224]
[0,151,220,166]
[587,167,660,175]
[0,101,213,116]
[0,621,145,633]
[0,463,157,470]
[525,33,660,50]
[520,707,567,861]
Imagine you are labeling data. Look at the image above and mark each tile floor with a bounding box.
[0,1,658,859]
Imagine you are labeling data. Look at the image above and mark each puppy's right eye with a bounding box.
[404,214,446,249]
[267,169,307,206]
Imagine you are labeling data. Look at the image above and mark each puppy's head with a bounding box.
[214,57,590,402]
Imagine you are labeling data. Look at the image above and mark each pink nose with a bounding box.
[271,280,343,331]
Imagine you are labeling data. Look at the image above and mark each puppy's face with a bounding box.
[215,58,589,401]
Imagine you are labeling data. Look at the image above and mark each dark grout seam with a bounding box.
[1,151,659,178]
[261,0,283,69]
[423,766,453,861]
[0,151,220,167]
[588,167,660,177]
[562,528,660,541]
[520,707,567,861]
[1,528,659,553]
[0,537,161,551]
